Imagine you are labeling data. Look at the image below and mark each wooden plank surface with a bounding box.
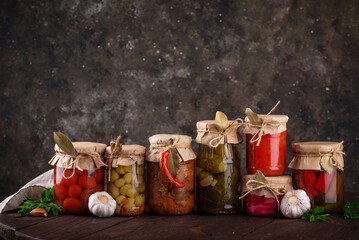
[0,192,358,240]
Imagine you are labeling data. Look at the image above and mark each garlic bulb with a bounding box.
[280,189,311,218]
[88,191,116,217]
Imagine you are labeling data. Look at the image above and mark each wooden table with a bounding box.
[1,192,358,240]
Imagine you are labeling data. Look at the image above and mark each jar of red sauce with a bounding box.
[240,173,293,216]
[243,115,288,176]
[288,141,345,213]
[49,142,107,214]
[147,134,196,215]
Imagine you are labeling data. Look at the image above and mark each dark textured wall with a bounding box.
[1,0,358,201]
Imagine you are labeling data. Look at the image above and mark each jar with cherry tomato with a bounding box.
[243,115,289,176]
[49,142,107,214]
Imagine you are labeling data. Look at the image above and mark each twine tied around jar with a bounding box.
[107,136,122,181]
[239,179,286,210]
[247,101,281,146]
[61,151,104,179]
[206,118,244,148]
[292,141,345,172]
[150,137,190,161]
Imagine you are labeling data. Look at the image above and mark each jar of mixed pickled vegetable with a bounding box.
[288,141,345,213]
[106,144,146,216]
[240,173,293,216]
[243,115,288,176]
[147,134,196,215]
[49,142,107,214]
[196,120,243,214]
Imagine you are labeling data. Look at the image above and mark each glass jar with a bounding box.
[54,167,105,214]
[49,142,107,214]
[195,120,242,214]
[147,134,196,215]
[244,115,289,176]
[289,142,345,213]
[106,144,146,216]
[240,174,293,216]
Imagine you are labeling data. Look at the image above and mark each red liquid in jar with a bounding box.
[246,131,287,176]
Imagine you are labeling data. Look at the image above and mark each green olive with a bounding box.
[124,173,133,184]
[108,183,119,198]
[115,195,126,205]
[111,169,120,182]
[126,188,138,198]
[136,175,144,184]
[114,178,125,188]
[135,194,145,206]
[120,184,132,195]
[115,166,126,175]
[137,182,145,193]
[124,165,133,173]
[137,165,145,175]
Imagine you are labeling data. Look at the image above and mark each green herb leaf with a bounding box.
[245,108,262,126]
[301,207,331,222]
[167,148,180,178]
[17,188,62,216]
[215,111,229,133]
[344,202,359,220]
[254,170,267,184]
[53,132,76,157]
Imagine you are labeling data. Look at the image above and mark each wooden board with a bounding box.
[1,192,358,240]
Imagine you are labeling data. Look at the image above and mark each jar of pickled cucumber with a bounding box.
[196,120,242,214]
[49,142,107,214]
[240,173,293,216]
[106,143,146,216]
[288,141,345,213]
[147,134,196,215]
[243,115,289,176]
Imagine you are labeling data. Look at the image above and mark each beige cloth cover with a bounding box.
[0,170,53,213]
[243,114,288,135]
[147,134,196,162]
[240,174,293,198]
[288,141,344,171]
[49,142,107,170]
[196,120,243,147]
[106,145,146,166]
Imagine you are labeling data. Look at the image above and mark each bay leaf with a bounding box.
[167,148,180,178]
[320,156,334,174]
[215,111,229,133]
[245,108,262,126]
[255,170,267,184]
[53,132,76,157]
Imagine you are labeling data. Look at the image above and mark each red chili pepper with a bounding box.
[160,151,185,188]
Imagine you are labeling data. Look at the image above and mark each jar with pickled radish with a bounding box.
[239,172,293,216]
[49,140,107,215]
[288,141,345,213]
[147,134,196,215]
[243,114,288,176]
[195,119,242,214]
[106,142,146,216]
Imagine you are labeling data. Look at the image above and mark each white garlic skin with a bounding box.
[280,189,311,218]
[89,191,117,218]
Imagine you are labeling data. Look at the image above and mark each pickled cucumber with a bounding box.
[114,178,125,188]
[108,183,120,198]
[197,171,214,187]
[196,154,227,173]
[120,184,132,195]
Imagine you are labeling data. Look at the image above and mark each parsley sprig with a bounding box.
[301,207,330,222]
[344,202,359,220]
[17,188,61,216]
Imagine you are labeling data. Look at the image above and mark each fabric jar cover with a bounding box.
[106,144,146,167]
